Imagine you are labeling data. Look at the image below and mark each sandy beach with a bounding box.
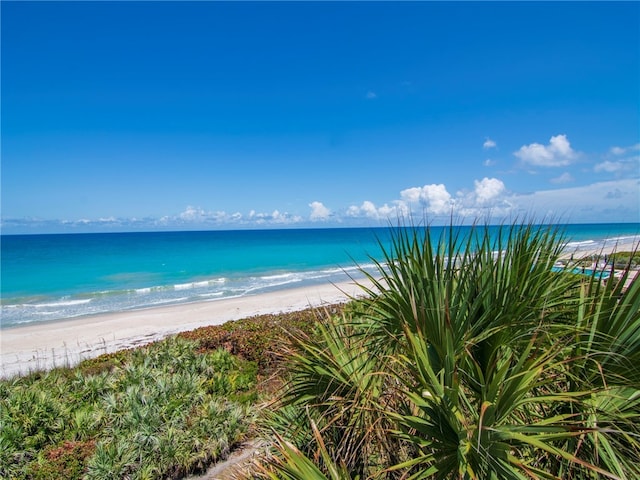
[0,280,367,379]
[2,237,638,380]
[560,235,640,260]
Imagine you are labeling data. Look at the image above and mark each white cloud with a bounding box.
[359,200,379,218]
[179,205,207,221]
[610,146,626,156]
[514,134,577,167]
[483,138,497,149]
[506,179,639,223]
[178,206,234,223]
[449,178,512,219]
[483,158,496,167]
[378,203,400,218]
[400,184,453,215]
[345,206,359,217]
[366,91,377,99]
[594,161,625,173]
[594,155,639,175]
[610,143,640,156]
[250,209,302,224]
[346,200,408,220]
[309,201,331,220]
[397,179,510,219]
[474,177,505,204]
[175,205,304,226]
[5,147,637,234]
[600,143,640,177]
[347,201,378,219]
[550,172,574,184]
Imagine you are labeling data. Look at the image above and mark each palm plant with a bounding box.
[276,315,398,476]
[551,260,640,478]
[1,337,257,479]
[85,439,138,480]
[258,424,359,480]
[261,222,639,479]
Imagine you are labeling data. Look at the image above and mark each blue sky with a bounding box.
[2,1,639,233]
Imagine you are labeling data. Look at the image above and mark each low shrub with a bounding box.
[1,337,257,480]
[27,440,96,480]
[178,307,337,373]
[608,250,640,268]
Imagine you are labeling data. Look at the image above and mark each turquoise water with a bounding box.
[2,224,639,328]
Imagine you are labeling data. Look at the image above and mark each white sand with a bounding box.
[0,280,368,379]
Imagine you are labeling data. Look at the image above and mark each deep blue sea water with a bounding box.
[2,224,639,328]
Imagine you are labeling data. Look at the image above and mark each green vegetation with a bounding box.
[0,337,257,479]
[2,222,638,479]
[565,250,640,269]
[259,223,640,479]
[608,251,640,268]
[0,307,329,479]
[178,308,334,373]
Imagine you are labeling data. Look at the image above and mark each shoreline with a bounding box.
[0,280,367,379]
[2,238,638,380]
[560,235,640,259]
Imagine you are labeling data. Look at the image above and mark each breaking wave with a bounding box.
[1,266,374,328]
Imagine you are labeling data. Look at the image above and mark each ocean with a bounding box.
[2,224,639,329]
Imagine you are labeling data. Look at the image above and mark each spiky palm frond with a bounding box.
[551,257,640,479]
[356,223,578,363]
[275,315,399,476]
[257,421,359,480]
[265,221,639,479]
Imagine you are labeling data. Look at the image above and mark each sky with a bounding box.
[1,1,639,234]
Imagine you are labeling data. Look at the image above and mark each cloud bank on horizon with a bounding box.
[4,136,638,233]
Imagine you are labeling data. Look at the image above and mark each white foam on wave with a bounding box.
[249,265,374,291]
[134,285,168,294]
[564,234,640,252]
[565,240,597,250]
[326,264,376,275]
[174,278,227,291]
[30,299,92,308]
[197,292,224,299]
[245,276,304,294]
[2,267,371,329]
[260,273,297,281]
[602,235,640,246]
